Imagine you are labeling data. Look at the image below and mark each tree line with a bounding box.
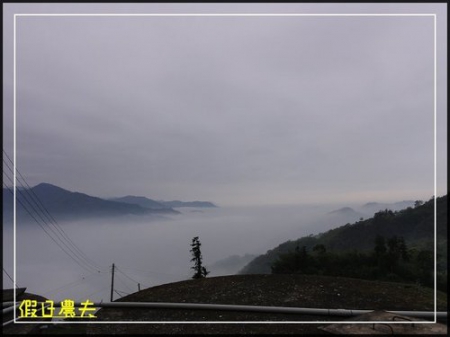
[271,235,446,293]
[241,195,446,283]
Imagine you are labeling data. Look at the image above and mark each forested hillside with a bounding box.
[240,195,447,292]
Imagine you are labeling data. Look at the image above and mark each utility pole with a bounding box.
[138,283,141,292]
[110,263,115,302]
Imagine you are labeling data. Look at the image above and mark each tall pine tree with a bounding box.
[190,236,209,279]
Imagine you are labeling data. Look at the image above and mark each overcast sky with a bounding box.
[3,3,447,206]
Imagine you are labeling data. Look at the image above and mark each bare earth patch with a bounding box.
[80,274,445,334]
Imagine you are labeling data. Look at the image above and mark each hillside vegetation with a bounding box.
[240,195,447,292]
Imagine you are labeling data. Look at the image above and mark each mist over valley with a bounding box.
[3,183,419,303]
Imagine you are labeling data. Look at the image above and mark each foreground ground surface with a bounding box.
[9,274,447,334]
[86,274,446,334]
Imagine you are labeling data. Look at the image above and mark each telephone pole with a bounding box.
[110,263,115,302]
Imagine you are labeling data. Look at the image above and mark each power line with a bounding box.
[115,266,152,290]
[119,265,184,278]
[2,150,187,301]
[115,265,141,284]
[85,285,111,299]
[114,273,136,293]
[3,150,105,272]
[2,157,116,305]
[3,149,106,269]
[43,271,105,297]
[3,267,19,288]
[3,176,96,272]
[3,179,97,274]
[2,172,97,274]
[3,150,105,269]
[114,289,129,297]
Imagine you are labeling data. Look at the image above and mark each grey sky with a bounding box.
[3,3,447,206]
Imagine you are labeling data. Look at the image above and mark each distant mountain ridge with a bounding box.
[158,200,217,208]
[108,195,176,210]
[209,254,257,276]
[328,207,356,214]
[3,183,155,222]
[112,196,217,209]
[327,206,364,219]
[360,200,415,216]
[3,182,218,222]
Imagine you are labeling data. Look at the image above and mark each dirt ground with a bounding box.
[83,274,447,334]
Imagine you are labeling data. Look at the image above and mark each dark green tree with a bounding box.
[271,245,311,274]
[374,235,387,258]
[313,244,326,255]
[190,236,209,279]
[416,250,433,287]
[384,236,410,273]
